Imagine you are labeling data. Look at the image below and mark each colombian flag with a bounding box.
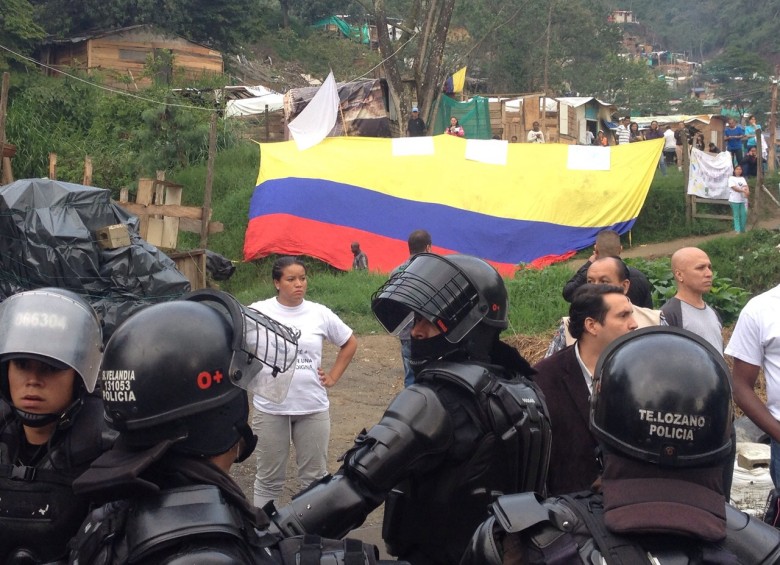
[244,136,662,276]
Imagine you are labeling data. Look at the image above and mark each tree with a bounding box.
[29,0,260,53]
[451,0,623,96]
[370,0,456,134]
[0,0,46,70]
[703,46,772,118]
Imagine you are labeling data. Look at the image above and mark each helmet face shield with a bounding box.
[372,254,483,344]
[0,289,103,393]
[237,304,300,403]
[185,290,300,404]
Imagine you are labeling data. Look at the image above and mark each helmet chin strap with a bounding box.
[13,395,84,430]
[235,421,258,463]
[12,407,60,428]
[409,333,461,376]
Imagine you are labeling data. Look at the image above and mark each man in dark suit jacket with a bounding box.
[533,284,637,495]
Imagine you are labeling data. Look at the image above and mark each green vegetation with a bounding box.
[3,0,778,337]
[627,257,751,325]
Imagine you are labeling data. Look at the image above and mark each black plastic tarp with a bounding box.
[0,179,191,339]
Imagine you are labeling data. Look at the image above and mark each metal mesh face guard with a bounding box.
[371,254,483,344]
[185,290,300,403]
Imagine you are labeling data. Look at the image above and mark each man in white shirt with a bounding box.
[725,283,780,487]
[663,125,677,167]
[616,116,631,145]
[527,121,545,143]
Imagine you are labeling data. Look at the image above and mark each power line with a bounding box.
[0,42,218,112]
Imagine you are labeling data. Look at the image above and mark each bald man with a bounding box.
[661,247,723,352]
[546,256,665,357]
[562,230,653,308]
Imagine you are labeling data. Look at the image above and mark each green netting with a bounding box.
[312,17,370,44]
[433,95,492,139]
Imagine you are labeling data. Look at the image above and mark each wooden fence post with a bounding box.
[82,155,92,186]
[0,72,9,184]
[200,112,217,248]
[48,153,57,180]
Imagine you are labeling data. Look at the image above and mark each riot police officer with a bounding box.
[0,288,114,564]
[270,253,551,565]
[462,327,780,564]
[69,290,387,564]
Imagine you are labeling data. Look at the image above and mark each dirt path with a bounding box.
[230,335,403,553]
[621,208,780,260]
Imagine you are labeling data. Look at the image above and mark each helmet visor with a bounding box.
[0,289,102,392]
[184,290,300,404]
[371,253,482,344]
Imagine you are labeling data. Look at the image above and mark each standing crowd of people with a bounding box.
[1,222,779,564]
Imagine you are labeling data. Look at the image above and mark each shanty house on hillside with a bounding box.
[38,25,223,89]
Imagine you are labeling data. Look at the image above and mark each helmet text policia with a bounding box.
[591,326,733,468]
[99,289,299,459]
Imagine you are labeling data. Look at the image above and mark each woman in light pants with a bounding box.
[249,256,357,508]
[728,165,749,233]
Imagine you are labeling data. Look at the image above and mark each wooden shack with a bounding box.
[38,25,223,89]
[495,96,614,144]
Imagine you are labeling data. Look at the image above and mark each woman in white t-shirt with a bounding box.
[728,164,750,233]
[249,256,357,508]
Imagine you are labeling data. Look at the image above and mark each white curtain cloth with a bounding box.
[288,71,339,151]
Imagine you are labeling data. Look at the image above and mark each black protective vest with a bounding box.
[462,491,780,565]
[382,361,551,564]
[0,397,113,564]
[70,484,383,565]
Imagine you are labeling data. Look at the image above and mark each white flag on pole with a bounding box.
[288,71,340,151]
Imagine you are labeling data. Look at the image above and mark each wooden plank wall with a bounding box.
[47,33,222,89]
[50,43,89,68]
[488,101,503,139]
[232,111,286,142]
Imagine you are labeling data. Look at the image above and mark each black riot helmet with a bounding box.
[372,253,508,369]
[0,288,103,428]
[99,289,299,460]
[591,326,733,468]
[372,253,508,343]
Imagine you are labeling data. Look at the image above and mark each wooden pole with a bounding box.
[0,72,9,184]
[82,155,92,186]
[200,112,217,248]
[752,129,763,227]
[683,129,692,226]
[541,1,553,142]
[769,73,778,174]
[264,104,270,142]
[48,153,57,180]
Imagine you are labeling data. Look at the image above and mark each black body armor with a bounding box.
[271,360,551,564]
[0,396,114,564]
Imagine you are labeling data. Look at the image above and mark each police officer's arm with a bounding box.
[562,261,591,302]
[269,386,453,539]
[731,359,780,442]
